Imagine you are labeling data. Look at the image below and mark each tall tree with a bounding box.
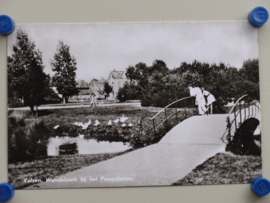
[51,41,78,103]
[104,82,113,95]
[8,29,51,113]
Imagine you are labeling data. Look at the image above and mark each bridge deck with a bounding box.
[160,114,228,144]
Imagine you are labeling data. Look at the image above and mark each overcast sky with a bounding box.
[7,21,258,82]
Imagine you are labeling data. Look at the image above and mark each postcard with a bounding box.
[7,21,261,189]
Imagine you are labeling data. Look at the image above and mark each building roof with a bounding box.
[89,78,108,85]
[77,80,89,88]
[108,70,126,79]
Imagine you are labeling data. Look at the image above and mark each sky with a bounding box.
[7,21,258,82]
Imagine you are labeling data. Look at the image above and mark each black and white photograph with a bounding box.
[7,21,262,189]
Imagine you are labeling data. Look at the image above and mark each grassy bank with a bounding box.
[9,150,131,189]
[173,153,262,185]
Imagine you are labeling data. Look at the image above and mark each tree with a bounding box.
[126,63,148,83]
[122,58,259,110]
[238,59,259,100]
[51,41,78,104]
[149,60,169,74]
[104,82,113,95]
[239,59,259,84]
[8,29,51,113]
[125,66,136,83]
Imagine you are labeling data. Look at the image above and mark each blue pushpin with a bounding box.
[248,6,269,27]
[251,177,270,197]
[0,15,15,35]
[0,183,15,202]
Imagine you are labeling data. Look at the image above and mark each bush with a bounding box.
[8,116,51,163]
[140,95,152,106]
[42,90,62,104]
[8,97,24,108]
[129,123,174,149]
[117,83,140,102]
[54,124,79,137]
[84,126,130,143]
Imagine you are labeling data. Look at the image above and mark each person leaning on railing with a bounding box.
[202,87,216,114]
[188,86,207,115]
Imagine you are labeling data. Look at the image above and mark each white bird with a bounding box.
[114,119,119,123]
[81,123,89,130]
[80,122,85,127]
[53,125,59,129]
[87,120,91,125]
[128,123,133,128]
[108,120,112,126]
[120,114,128,123]
[79,134,84,139]
[76,122,83,127]
[94,120,100,126]
[73,122,79,126]
[122,123,126,128]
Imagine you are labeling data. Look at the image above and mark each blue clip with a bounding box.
[251,177,270,197]
[248,6,269,27]
[0,183,15,202]
[0,15,15,35]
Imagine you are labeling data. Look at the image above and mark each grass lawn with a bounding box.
[9,150,131,189]
[173,152,262,185]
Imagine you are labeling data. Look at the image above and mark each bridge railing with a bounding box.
[150,96,196,132]
[222,94,261,143]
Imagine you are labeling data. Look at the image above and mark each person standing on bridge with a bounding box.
[188,86,207,115]
[202,87,216,114]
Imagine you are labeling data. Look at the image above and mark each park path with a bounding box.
[28,114,228,189]
[8,102,141,111]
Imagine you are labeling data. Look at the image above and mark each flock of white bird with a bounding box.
[53,114,134,131]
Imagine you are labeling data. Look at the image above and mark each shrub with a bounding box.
[8,97,24,108]
[42,91,62,104]
[129,123,174,149]
[8,116,51,163]
[117,83,140,102]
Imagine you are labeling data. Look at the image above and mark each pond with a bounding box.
[47,137,131,156]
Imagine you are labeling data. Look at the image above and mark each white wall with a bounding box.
[0,1,270,203]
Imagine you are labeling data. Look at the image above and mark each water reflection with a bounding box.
[47,137,130,156]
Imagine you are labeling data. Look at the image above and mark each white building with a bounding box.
[88,70,129,100]
[108,70,129,99]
